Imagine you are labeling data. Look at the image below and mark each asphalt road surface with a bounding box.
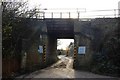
[16,55,118,79]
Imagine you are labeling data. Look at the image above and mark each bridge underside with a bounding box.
[46,18,74,38]
[48,30,74,39]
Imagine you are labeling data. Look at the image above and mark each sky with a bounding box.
[28,0,120,10]
[28,0,120,18]
[28,0,120,50]
[57,39,74,50]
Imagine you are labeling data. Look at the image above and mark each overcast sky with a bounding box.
[28,0,120,18]
[57,39,74,50]
[29,0,120,10]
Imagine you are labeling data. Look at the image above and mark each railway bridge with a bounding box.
[20,17,118,71]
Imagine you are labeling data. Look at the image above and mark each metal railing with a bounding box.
[30,8,120,19]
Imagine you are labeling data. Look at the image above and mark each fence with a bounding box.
[2,58,21,77]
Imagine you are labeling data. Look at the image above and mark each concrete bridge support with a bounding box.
[73,34,92,70]
[46,35,58,65]
[73,20,93,70]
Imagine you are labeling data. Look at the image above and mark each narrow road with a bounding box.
[17,55,116,79]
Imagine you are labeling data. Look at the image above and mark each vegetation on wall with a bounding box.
[92,19,120,76]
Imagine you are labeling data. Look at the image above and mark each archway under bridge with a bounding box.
[42,18,92,66]
[45,18,75,65]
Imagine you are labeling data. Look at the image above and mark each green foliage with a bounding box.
[2,6,14,58]
[2,1,27,58]
[2,1,42,58]
[68,42,74,56]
